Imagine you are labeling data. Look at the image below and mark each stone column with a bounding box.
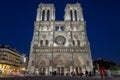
[64,8,70,20]
[58,26,61,31]
[45,68,48,75]
[53,8,55,20]
[49,66,52,72]
[70,66,73,73]
[45,10,47,21]
[36,8,40,21]
[40,9,42,21]
[72,10,75,21]
[80,8,84,21]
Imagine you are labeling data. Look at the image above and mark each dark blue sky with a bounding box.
[0,0,120,64]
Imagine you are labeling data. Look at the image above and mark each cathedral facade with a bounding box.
[28,3,93,75]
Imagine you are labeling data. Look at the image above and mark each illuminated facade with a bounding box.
[0,45,21,75]
[28,3,93,75]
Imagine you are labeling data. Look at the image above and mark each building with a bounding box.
[21,54,29,72]
[28,3,93,75]
[0,45,21,75]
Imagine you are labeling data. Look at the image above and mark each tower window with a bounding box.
[77,40,80,46]
[70,10,73,21]
[55,26,59,31]
[47,10,50,21]
[46,40,49,46]
[60,26,64,31]
[40,40,43,46]
[42,10,45,21]
[74,10,77,21]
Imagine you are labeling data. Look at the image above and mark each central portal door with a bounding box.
[75,66,82,75]
[39,67,46,75]
[57,66,64,75]
[39,60,46,75]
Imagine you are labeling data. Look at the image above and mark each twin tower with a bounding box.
[28,3,93,75]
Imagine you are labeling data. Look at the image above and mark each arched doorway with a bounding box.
[75,66,82,75]
[36,56,49,75]
[54,55,68,75]
[73,57,83,75]
[39,60,46,75]
[57,60,64,75]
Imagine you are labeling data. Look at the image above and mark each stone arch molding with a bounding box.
[73,56,84,66]
[36,56,49,67]
[54,55,68,67]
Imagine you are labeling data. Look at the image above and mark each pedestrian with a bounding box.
[85,70,88,77]
[97,58,107,79]
[106,69,111,78]
[93,67,96,76]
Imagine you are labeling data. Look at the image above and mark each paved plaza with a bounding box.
[0,76,120,80]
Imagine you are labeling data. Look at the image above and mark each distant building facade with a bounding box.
[28,3,93,75]
[0,45,21,75]
[21,54,29,71]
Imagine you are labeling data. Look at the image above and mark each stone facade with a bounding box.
[28,3,93,75]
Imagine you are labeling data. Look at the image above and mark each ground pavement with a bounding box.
[0,76,120,80]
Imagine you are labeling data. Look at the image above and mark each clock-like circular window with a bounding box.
[55,36,66,45]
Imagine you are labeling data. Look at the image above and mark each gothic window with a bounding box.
[77,40,80,46]
[40,40,43,46]
[60,26,64,31]
[55,26,59,31]
[72,40,75,46]
[46,40,49,46]
[70,10,73,21]
[74,10,77,21]
[47,10,50,21]
[42,10,45,21]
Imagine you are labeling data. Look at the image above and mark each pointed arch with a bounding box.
[70,10,73,21]
[54,55,68,66]
[73,57,84,74]
[73,56,84,66]
[42,10,45,21]
[47,10,50,21]
[37,56,49,67]
[74,10,77,21]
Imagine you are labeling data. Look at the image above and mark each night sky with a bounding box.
[0,0,120,65]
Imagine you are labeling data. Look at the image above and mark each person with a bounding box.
[106,69,111,78]
[88,71,92,77]
[93,67,96,76]
[85,70,88,77]
[97,58,107,79]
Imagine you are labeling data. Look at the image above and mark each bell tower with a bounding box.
[36,3,55,21]
[28,3,55,73]
[64,3,84,21]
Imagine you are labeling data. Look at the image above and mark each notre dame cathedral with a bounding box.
[28,3,93,75]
